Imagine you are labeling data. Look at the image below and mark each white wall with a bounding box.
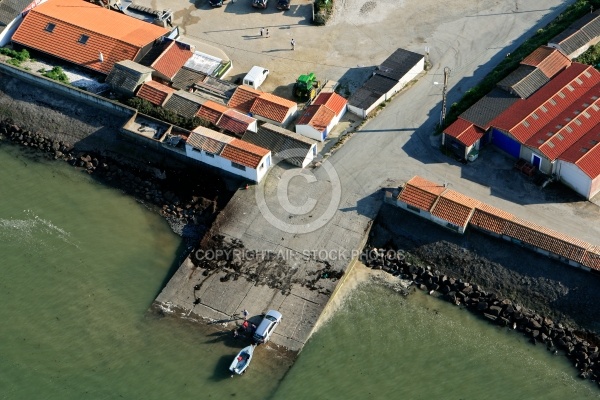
[184,144,271,182]
[0,15,24,46]
[556,160,592,199]
[430,214,466,234]
[384,59,424,100]
[296,124,324,141]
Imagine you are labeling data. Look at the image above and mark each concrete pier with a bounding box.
[153,164,381,351]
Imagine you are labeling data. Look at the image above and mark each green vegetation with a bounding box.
[575,42,600,66]
[123,97,211,131]
[313,0,333,26]
[38,66,69,83]
[442,0,600,130]
[0,48,30,67]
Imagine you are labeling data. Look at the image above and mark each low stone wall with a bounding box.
[362,245,600,385]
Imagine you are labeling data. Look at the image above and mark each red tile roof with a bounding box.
[430,190,481,228]
[250,93,297,123]
[520,46,571,78]
[582,246,600,271]
[503,217,591,262]
[136,80,175,106]
[558,128,600,179]
[221,138,270,169]
[312,92,347,116]
[151,41,193,80]
[525,86,600,160]
[490,63,597,143]
[397,176,446,211]
[216,109,256,135]
[228,85,262,113]
[443,118,486,146]
[196,100,227,125]
[12,0,168,74]
[470,203,515,234]
[296,104,335,132]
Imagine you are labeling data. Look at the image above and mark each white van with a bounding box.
[243,66,270,89]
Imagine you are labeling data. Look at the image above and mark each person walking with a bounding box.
[260,28,264,37]
[291,38,295,50]
[265,28,269,38]
[242,309,249,320]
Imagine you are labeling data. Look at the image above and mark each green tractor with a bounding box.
[293,73,321,101]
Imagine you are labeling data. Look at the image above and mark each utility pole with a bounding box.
[440,66,450,127]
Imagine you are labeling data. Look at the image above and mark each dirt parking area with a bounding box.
[142,0,504,97]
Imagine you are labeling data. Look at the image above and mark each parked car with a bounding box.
[276,0,290,10]
[253,310,282,344]
[209,0,224,6]
[252,0,267,8]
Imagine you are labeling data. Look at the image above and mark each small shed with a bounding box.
[548,11,600,59]
[242,123,317,168]
[105,60,154,97]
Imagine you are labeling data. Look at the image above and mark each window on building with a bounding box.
[204,151,215,158]
[556,133,564,140]
[231,161,246,171]
[592,104,599,111]
[583,111,591,118]
[446,223,460,232]
[575,78,583,85]
[549,98,557,106]
[547,141,555,148]
[531,112,539,120]
[558,91,565,99]
[191,147,201,153]
[592,96,599,100]
[522,120,530,128]
[584,71,592,78]
[540,105,548,113]
[564,126,572,134]
[259,162,264,170]
[45,23,56,33]
[567,84,574,92]
[78,34,89,44]
[574,119,582,126]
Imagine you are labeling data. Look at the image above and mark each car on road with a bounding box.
[252,0,267,8]
[209,0,224,6]
[276,0,290,10]
[253,310,282,344]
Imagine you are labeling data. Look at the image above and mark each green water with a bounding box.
[1,145,598,399]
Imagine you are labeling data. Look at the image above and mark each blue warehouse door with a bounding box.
[491,128,520,158]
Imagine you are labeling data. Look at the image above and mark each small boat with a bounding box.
[229,345,255,376]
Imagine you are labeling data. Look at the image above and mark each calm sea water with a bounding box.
[1,145,598,399]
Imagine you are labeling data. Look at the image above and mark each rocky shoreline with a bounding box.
[361,207,600,385]
[0,118,234,247]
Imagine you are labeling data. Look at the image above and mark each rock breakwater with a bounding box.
[362,245,600,384]
[0,118,231,243]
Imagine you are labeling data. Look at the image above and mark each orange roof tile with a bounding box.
[250,93,297,123]
[582,246,600,271]
[520,46,571,78]
[12,0,168,74]
[228,85,262,113]
[221,138,270,169]
[216,109,256,135]
[313,92,347,116]
[444,118,486,147]
[196,100,227,125]
[151,41,193,80]
[503,217,590,262]
[296,104,335,132]
[396,176,446,212]
[136,80,175,106]
[430,190,480,227]
[470,203,515,234]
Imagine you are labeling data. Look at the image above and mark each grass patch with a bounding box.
[123,97,213,131]
[38,66,70,83]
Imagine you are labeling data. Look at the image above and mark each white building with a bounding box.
[185,126,272,182]
[295,92,347,141]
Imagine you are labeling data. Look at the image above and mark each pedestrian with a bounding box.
[291,38,295,51]
[265,28,269,38]
[233,329,238,338]
[260,28,264,37]
[242,320,249,331]
[242,309,249,320]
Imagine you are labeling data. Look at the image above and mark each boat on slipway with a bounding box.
[229,344,255,376]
